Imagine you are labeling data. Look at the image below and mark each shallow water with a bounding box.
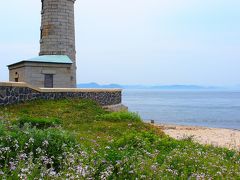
[123,90,240,130]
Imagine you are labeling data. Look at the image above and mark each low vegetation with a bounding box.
[0,99,239,179]
[96,111,141,122]
[18,116,61,129]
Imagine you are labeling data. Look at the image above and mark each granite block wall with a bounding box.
[0,83,121,106]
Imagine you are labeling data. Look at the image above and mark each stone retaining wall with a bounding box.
[0,82,122,106]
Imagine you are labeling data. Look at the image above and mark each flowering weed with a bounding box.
[0,99,239,179]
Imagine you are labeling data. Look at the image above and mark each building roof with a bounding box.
[8,55,73,67]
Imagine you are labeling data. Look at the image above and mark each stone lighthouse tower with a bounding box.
[8,0,77,88]
[39,0,77,87]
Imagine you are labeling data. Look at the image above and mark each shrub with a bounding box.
[97,112,141,122]
[18,116,61,129]
[0,123,77,172]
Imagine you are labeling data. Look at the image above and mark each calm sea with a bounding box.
[123,90,240,130]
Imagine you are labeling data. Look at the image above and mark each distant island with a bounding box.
[77,83,222,90]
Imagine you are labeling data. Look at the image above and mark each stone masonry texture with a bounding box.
[0,85,122,106]
[9,62,72,88]
[39,0,76,87]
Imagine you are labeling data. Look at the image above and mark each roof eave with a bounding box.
[7,61,72,67]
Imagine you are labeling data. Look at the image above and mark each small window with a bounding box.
[40,28,43,42]
[41,0,44,13]
[14,72,19,82]
[44,74,53,88]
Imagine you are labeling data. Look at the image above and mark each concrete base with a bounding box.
[103,104,128,112]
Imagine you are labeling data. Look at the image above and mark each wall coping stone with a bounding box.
[0,82,40,91]
[0,82,122,93]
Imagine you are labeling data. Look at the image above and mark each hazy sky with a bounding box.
[0,0,240,86]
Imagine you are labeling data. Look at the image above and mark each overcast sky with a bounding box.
[0,0,240,86]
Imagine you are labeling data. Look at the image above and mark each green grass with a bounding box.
[96,111,141,122]
[0,99,239,179]
[17,116,61,128]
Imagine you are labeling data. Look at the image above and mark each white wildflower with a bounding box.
[42,140,49,147]
[29,137,34,144]
[36,147,42,154]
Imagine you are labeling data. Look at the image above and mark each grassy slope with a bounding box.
[0,99,163,147]
[0,99,239,179]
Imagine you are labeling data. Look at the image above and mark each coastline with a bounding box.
[152,122,240,151]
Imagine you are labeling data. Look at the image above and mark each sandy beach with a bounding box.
[154,123,240,151]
